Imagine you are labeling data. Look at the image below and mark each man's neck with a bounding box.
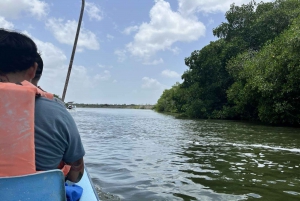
[0,75,8,82]
[0,72,29,83]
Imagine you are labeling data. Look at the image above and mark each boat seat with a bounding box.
[0,169,66,201]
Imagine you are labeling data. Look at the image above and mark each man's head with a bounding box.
[31,53,43,86]
[0,29,38,83]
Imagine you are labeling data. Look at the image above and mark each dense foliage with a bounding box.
[155,0,300,125]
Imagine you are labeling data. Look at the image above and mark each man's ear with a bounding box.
[26,62,38,80]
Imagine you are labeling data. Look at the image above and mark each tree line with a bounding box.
[154,0,300,125]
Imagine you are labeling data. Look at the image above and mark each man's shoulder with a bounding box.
[35,97,77,130]
[35,97,67,114]
[53,97,66,107]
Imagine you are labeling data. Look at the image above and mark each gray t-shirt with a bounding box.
[34,97,85,171]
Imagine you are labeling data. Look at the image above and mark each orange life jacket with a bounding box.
[0,81,70,177]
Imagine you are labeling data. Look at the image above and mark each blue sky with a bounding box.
[0,0,272,104]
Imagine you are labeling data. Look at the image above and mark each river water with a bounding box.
[71,108,300,201]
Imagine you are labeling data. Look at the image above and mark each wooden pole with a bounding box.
[62,0,85,102]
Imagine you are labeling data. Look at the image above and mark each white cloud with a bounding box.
[27,24,35,30]
[46,18,100,50]
[142,77,164,90]
[34,39,67,72]
[114,49,127,62]
[21,31,66,76]
[178,0,273,15]
[0,17,14,29]
[33,37,94,91]
[0,0,49,19]
[112,22,118,30]
[161,69,180,78]
[123,25,139,35]
[126,0,205,60]
[107,34,114,41]
[207,18,214,26]
[86,2,103,21]
[68,65,94,88]
[143,58,164,65]
[98,64,105,68]
[32,37,85,94]
[94,70,111,81]
[169,46,180,55]
[20,32,101,102]
[98,64,113,69]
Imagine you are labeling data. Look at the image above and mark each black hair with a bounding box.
[34,53,43,79]
[0,29,38,74]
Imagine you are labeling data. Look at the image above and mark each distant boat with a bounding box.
[67,104,77,110]
[67,101,77,110]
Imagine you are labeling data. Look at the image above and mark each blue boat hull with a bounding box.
[0,168,100,201]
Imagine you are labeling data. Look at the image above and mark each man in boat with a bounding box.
[32,53,66,107]
[0,29,85,182]
[31,53,43,87]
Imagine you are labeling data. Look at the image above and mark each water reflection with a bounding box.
[178,120,300,200]
[72,109,300,201]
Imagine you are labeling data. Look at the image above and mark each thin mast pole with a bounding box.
[62,0,85,102]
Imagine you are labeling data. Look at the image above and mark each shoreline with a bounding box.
[156,111,300,128]
[73,104,154,110]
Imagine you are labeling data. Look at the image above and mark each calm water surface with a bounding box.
[70,108,300,201]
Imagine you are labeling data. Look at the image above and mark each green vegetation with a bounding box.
[155,0,300,125]
[53,94,61,99]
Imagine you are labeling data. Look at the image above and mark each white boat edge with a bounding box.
[72,167,100,201]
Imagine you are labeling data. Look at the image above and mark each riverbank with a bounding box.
[73,103,154,109]
[155,110,300,128]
